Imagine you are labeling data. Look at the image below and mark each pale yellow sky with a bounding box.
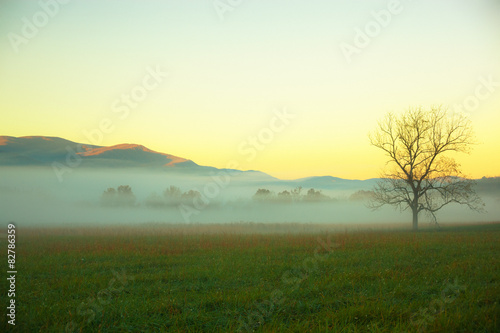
[1,0,499,179]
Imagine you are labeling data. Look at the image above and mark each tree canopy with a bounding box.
[369,106,484,230]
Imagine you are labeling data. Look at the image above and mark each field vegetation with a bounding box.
[1,222,498,332]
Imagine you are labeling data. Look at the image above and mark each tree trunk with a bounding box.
[412,207,419,231]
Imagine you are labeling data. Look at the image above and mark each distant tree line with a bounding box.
[100,185,378,208]
[101,185,136,207]
[252,187,334,203]
[145,185,204,208]
[348,190,376,202]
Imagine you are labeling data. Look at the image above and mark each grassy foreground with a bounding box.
[1,223,499,332]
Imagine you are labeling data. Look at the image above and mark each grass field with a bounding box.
[1,222,499,332]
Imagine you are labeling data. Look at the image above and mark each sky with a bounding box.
[1,0,499,180]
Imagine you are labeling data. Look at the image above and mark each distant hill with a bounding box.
[287,176,379,191]
[1,136,498,196]
[0,135,279,185]
[476,177,500,196]
[0,136,196,169]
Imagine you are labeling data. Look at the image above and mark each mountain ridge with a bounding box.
[1,136,498,188]
[0,136,277,181]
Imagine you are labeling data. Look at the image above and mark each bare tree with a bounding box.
[368,106,484,230]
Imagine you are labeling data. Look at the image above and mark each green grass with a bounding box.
[1,223,499,332]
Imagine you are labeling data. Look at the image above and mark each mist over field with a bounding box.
[1,166,498,227]
[2,0,500,331]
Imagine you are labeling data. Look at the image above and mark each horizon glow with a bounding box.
[1,0,499,180]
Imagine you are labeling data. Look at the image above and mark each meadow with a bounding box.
[1,222,498,332]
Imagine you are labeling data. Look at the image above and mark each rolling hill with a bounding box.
[0,136,197,169]
[1,136,498,196]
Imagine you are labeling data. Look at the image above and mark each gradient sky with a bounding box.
[1,0,499,179]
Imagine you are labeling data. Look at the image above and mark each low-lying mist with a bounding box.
[1,167,498,228]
